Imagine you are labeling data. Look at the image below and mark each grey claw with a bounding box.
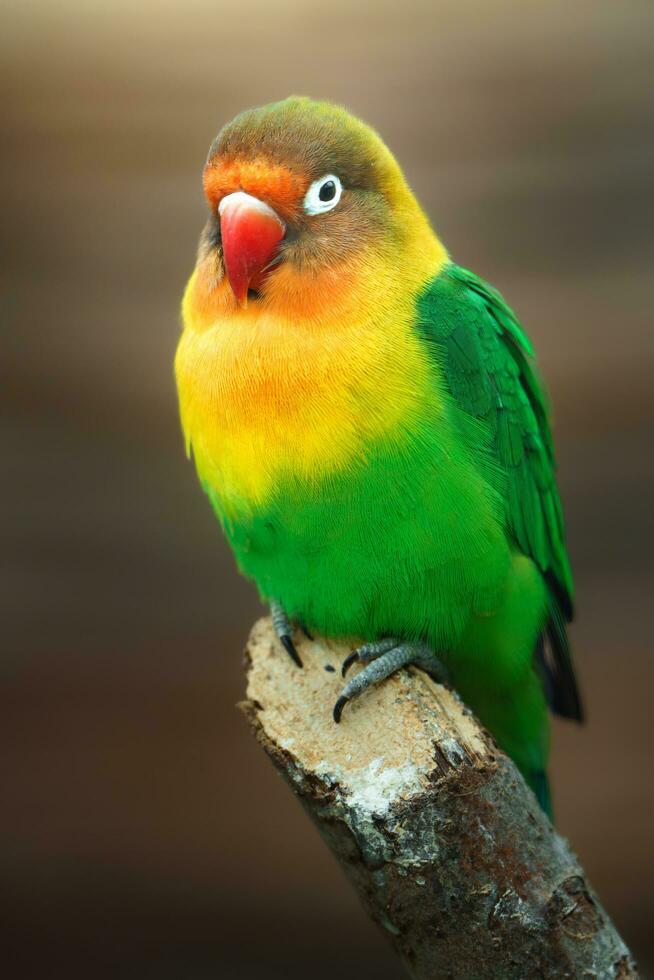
[333,695,349,723]
[271,600,303,667]
[333,641,446,721]
[281,634,303,668]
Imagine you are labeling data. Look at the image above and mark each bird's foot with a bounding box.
[270,600,303,668]
[334,638,448,722]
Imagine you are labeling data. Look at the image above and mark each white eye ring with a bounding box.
[303,174,342,215]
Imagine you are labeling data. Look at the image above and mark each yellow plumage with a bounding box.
[175,222,447,513]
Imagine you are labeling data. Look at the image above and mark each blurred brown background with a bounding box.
[3,0,653,976]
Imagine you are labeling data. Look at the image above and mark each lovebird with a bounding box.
[175,97,582,816]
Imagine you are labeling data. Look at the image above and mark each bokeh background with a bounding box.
[3,0,653,976]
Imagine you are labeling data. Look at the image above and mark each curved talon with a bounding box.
[341,651,359,678]
[281,634,303,668]
[333,642,446,723]
[333,695,349,723]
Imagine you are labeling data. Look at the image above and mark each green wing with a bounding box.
[418,263,582,720]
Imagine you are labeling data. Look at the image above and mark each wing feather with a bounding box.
[418,264,582,720]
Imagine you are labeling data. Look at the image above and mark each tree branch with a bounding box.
[241,618,637,979]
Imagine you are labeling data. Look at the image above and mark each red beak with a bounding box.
[219,191,285,306]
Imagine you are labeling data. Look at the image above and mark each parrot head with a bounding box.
[190,97,446,317]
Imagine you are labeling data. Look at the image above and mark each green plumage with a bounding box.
[207,263,581,817]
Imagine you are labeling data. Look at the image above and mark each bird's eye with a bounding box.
[303,174,342,215]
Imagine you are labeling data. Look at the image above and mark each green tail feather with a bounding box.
[530,769,553,820]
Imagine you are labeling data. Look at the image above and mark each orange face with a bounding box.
[186,96,452,328]
[192,98,425,314]
[203,157,307,224]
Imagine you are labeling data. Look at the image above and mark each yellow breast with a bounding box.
[175,243,446,514]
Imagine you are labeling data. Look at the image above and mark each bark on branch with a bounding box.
[241,617,637,979]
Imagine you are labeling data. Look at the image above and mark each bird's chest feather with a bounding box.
[175,288,510,639]
[175,297,438,515]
